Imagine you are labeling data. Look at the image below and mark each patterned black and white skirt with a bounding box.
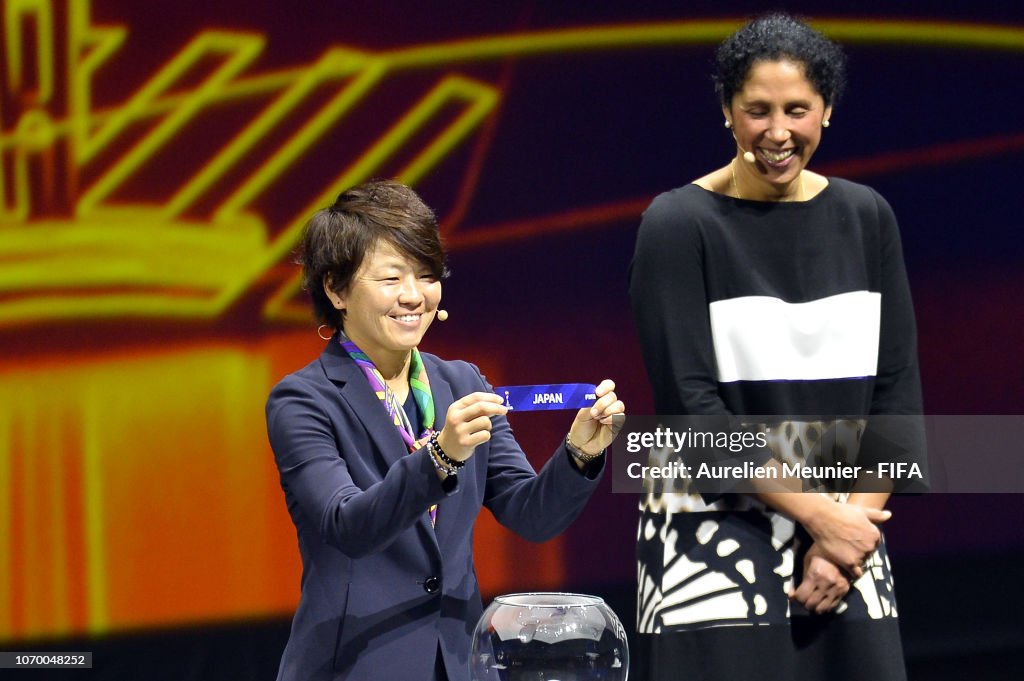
[635,495,907,681]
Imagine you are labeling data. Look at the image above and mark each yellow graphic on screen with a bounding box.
[1,1,1022,643]
[1,2,1021,328]
[0,0,500,327]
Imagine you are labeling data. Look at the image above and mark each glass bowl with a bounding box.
[470,592,629,680]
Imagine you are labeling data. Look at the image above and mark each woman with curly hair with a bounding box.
[629,13,921,681]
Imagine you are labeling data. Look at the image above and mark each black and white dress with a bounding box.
[628,179,922,681]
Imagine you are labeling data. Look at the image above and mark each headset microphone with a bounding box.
[731,130,758,163]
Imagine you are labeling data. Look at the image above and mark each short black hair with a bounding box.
[299,180,449,329]
[714,13,847,108]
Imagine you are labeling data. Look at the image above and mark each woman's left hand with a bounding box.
[789,543,852,614]
[567,379,626,456]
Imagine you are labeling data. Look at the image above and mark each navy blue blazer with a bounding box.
[266,339,603,681]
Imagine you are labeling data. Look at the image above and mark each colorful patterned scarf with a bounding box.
[338,332,438,525]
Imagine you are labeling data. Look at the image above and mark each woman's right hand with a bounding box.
[803,501,889,578]
[435,392,508,463]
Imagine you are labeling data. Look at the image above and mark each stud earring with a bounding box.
[822,120,830,128]
[724,120,732,129]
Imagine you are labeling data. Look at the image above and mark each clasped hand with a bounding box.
[789,543,852,615]
[791,502,891,614]
[804,501,888,578]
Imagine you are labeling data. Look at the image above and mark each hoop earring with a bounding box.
[317,325,332,341]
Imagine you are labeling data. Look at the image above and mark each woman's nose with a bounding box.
[766,117,791,143]
[397,275,424,304]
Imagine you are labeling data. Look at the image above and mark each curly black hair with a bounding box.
[714,13,847,108]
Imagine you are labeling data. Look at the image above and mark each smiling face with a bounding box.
[725,59,832,199]
[331,241,442,372]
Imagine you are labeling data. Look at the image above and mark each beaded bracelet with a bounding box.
[430,431,466,469]
[425,432,458,475]
[565,433,605,464]
[427,439,459,478]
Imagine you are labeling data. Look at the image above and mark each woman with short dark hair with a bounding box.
[268,179,626,681]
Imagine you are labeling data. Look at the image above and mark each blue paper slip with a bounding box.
[494,383,598,412]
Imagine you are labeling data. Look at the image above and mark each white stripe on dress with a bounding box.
[708,291,881,383]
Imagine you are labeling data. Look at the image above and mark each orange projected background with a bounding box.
[3,0,1023,648]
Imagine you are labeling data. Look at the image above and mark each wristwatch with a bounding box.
[565,433,604,464]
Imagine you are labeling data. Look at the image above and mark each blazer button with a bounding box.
[423,576,441,594]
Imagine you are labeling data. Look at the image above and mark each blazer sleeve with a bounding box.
[266,375,449,559]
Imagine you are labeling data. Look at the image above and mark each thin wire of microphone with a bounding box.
[731,131,757,163]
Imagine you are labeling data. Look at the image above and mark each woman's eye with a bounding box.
[789,109,808,117]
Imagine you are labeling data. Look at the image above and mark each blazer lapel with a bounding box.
[320,340,408,471]
[320,342,452,555]
[420,353,456,548]
[423,353,454,434]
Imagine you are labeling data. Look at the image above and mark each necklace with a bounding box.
[730,159,805,201]
[730,160,742,199]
